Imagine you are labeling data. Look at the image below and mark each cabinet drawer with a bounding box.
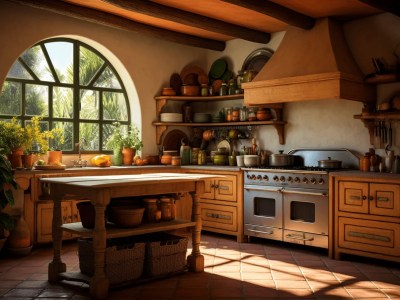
[200,203,237,232]
[338,217,400,257]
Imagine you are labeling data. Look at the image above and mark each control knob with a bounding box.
[318,178,325,185]
[263,175,269,181]
[302,177,309,184]
[294,177,300,183]
[310,178,317,184]
[257,175,262,180]
[280,176,285,182]
[287,176,293,183]
[273,176,279,182]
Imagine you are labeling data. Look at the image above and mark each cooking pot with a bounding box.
[318,157,342,169]
[269,150,294,166]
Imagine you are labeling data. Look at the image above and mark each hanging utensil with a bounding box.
[389,122,393,149]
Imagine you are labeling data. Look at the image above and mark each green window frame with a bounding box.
[0,38,131,153]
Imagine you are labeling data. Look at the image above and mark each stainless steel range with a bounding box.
[243,148,359,249]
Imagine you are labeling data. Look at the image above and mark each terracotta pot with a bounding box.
[122,147,136,165]
[6,216,31,249]
[8,148,23,169]
[47,150,62,165]
[256,108,272,121]
[21,154,36,170]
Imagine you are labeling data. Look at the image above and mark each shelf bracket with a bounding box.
[273,123,285,145]
[156,99,167,115]
[156,125,167,145]
[361,119,376,145]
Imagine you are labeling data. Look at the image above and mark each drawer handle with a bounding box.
[377,197,389,202]
[348,231,391,242]
[350,195,365,200]
[218,185,229,191]
[248,229,274,235]
[285,234,314,242]
[206,213,231,220]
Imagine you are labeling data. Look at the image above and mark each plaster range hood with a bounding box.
[243,18,375,106]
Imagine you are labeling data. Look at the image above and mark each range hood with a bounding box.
[243,18,375,106]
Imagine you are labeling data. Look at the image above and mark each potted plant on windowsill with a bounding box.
[0,153,18,252]
[106,122,143,166]
[121,124,143,166]
[0,118,28,169]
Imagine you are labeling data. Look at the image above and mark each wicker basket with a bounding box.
[145,233,188,276]
[78,237,145,284]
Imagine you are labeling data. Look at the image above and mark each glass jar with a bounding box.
[236,70,243,90]
[198,150,206,165]
[159,197,172,221]
[231,107,240,122]
[240,106,248,121]
[248,107,257,121]
[201,84,208,97]
[228,81,237,95]
[219,82,228,96]
[143,198,158,222]
[225,108,233,122]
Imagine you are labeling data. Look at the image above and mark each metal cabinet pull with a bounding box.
[350,195,365,200]
[285,234,314,242]
[248,229,274,235]
[377,197,389,202]
[206,213,231,220]
[348,231,391,242]
[218,185,229,191]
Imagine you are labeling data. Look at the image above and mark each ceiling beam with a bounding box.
[102,0,270,44]
[7,0,226,51]
[358,0,400,17]
[221,0,315,30]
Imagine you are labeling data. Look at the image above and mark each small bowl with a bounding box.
[109,207,145,228]
[213,154,228,165]
[193,113,211,123]
[244,155,260,167]
[181,85,200,96]
[161,87,176,96]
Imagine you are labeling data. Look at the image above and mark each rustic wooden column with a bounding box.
[48,188,66,282]
[90,190,110,300]
[187,181,204,272]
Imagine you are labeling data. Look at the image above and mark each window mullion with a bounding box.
[18,58,40,82]
[87,63,107,88]
[40,44,60,84]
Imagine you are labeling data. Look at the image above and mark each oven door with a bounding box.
[244,185,283,241]
[282,188,329,247]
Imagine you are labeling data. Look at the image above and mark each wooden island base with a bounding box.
[42,173,221,299]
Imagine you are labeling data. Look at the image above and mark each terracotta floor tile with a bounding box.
[382,288,400,298]
[2,287,43,298]
[313,286,352,298]
[341,280,377,289]
[241,264,270,273]
[345,288,388,298]
[241,272,273,280]
[242,280,276,289]
[174,287,209,298]
[333,271,368,282]
[372,279,400,289]
[275,279,310,289]
[242,286,279,298]
[277,288,314,298]
[304,271,338,281]
[210,286,243,298]
[307,280,342,291]
[209,278,242,289]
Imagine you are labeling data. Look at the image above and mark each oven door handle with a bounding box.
[281,190,328,197]
[285,234,314,242]
[248,229,274,235]
[244,186,283,193]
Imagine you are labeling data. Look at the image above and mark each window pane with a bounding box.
[52,121,73,151]
[25,84,49,116]
[79,46,104,86]
[80,89,99,120]
[102,123,128,150]
[7,60,33,80]
[53,87,73,118]
[94,66,121,89]
[80,123,99,151]
[45,42,73,84]
[0,81,22,115]
[103,92,128,121]
[21,45,55,82]
[24,119,49,152]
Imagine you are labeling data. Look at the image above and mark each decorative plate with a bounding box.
[209,58,227,79]
[162,129,188,152]
[241,48,274,72]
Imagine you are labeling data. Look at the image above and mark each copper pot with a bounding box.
[269,151,294,166]
[318,157,342,169]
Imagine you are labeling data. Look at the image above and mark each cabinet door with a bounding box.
[37,202,72,243]
[200,179,215,200]
[338,217,400,257]
[214,175,237,202]
[339,181,369,214]
[369,183,400,217]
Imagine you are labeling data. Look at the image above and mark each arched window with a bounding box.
[0,38,131,153]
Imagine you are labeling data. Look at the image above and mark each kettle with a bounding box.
[384,150,395,173]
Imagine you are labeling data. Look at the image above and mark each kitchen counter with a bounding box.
[329,170,400,180]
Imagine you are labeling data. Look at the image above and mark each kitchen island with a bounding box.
[41,172,222,299]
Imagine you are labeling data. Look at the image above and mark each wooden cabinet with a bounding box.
[187,169,244,242]
[330,172,400,262]
[152,94,286,145]
[36,200,84,243]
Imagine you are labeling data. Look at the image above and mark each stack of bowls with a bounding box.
[160,113,183,122]
[193,113,212,123]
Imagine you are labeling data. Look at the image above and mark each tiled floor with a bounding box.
[0,232,400,299]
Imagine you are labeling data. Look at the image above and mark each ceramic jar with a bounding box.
[256,108,272,121]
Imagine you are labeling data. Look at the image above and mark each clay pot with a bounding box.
[21,154,36,170]
[122,147,136,165]
[8,148,23,169]
[202,130,214,141]
[161,155,172,165]
[47,150,62,165]
[7,216,31,249]
[256,108,272,121]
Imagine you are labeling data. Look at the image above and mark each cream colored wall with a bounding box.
[1,2,398,161]
[0,1,207,157]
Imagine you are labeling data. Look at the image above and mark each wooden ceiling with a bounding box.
[8,0,400,51]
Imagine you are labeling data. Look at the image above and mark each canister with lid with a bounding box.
[143,198,158,222]
[159,197,172,221]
